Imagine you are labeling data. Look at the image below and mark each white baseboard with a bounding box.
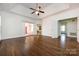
[1,35,26,40]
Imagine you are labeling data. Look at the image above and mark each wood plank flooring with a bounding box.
[0,35,78,56]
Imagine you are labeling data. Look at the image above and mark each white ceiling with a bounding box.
[0,3,79,19]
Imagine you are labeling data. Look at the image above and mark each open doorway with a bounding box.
[24,22,34,35]
[58,17,77,48]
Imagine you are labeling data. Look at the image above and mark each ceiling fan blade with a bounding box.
[39,10,44,13]
[37,13,40,16]
[30,8,36,10]
[31,11,35,14]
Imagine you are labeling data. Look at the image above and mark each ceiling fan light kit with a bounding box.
[35,11,39,15]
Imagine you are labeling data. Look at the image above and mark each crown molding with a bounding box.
[0,10,40,20]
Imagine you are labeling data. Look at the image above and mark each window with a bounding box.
[60,25,66,32]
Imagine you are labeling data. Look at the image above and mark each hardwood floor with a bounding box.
[0,35,78,56]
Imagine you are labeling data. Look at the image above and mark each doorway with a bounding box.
[60,22,67,38]
[59,21,67,48]
[58,17,77,48]
[24,22,34,35]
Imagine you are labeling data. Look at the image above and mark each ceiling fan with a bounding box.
[30,4,45,16]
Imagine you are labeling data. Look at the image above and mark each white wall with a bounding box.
[42,17,58,38]
[42,8,79,41]
[66,20,77,37]
[0,16,1,39]
[0,11,41,39]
